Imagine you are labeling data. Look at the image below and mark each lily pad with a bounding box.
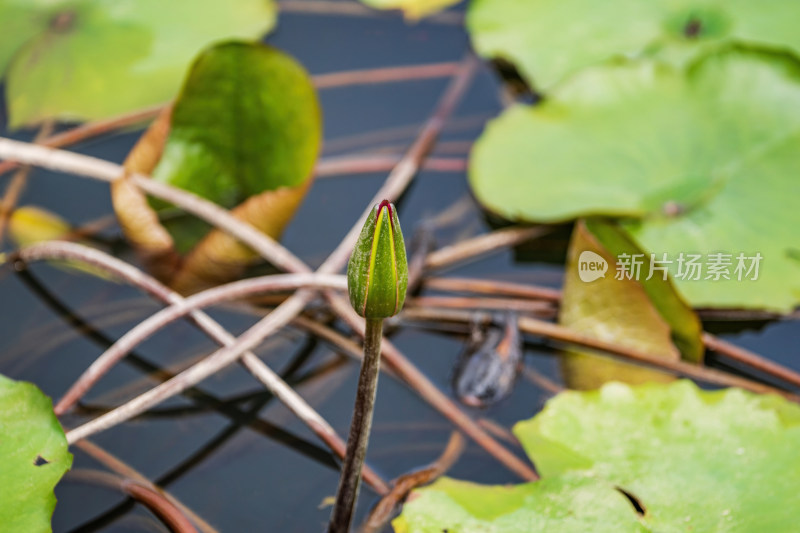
[469,47,800,310]
[395,381,800,532]
[2,0,276,128]
[0,374,72,532]
[466,0,800,90]
[393,473,647,533]
[560,219,702,389]
[8,206,72,246]
[112,41,321,293]
[515,380,800,532]
[360,0,460,20]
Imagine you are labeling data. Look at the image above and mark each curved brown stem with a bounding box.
[703,332,800,389]
[424,226,550,271]
[66,469,198,533]
[360,432,465,533]
[316,155,466,177]
[423,276,562,302]
[75,440,217,533]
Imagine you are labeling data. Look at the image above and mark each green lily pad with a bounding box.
[469,47,800,310]
[560,219,702,389]
[0,374,72,532]
[466,0,800,90]
[395,381,800,532]
[113,41,321,292]
[2,0,276,128]
[393,473,647,533]
[515,380,800,532]
[359,0,460,20]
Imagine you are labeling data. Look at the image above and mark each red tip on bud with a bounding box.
[377,200,392,219]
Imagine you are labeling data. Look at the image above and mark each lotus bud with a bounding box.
[347,200,408,319]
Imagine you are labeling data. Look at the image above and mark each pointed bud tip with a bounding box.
[377,199,392,219]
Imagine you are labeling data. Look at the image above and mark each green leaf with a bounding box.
[393,473,648,533]
[396,381,800,532]
[0,374,72,532]
[466,0,800,90]
[2,0,276,128]
[113,41,321,293]
[560,219,702,389]
[152,41,320,208]
[515,380,800,532]
[469,47,800,310]
[8,206,72,246]
[359,0,460,20]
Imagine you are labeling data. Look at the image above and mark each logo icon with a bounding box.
[578,251,608,282]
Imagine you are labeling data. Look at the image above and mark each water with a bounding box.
[0,5,797,533]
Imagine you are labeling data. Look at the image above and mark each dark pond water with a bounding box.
[1,5,799,533]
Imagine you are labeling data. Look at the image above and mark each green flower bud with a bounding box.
[347,200,408,319]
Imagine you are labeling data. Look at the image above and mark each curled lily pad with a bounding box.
[466,0,800,90]
[113,41,320,293]
[1,0,276,128]
[0,374,72,532]
[560,219,702,389]
[469,47,800,310]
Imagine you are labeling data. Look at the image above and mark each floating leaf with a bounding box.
[466,0,800,90]
[7,205,115,280]
[560,219,702,389]
[393,473,647,533]
[469,47,800,310]
[515,380,800,532]
[0,374,72,532]
[113,41,321,293]
[396,381,800,532]
[2,0,276,128]
[359,0,460,20]
[8,206,72,246]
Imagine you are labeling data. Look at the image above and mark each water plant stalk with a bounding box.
[328,317,384,532]
[329,200,408,532]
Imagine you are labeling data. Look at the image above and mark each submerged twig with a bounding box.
[75,439,217,533]
[314,62,462,89]
[401,307,800,400]
[56,271,345,413]
[318,55,480,274]
[360,432,465,533]
[0,106,163,179]
[316,155,466,177]
[66,469,198,533]
[409,295,556,316]
[703,332,800,390]
[424,276,562,302]
[424,226,550,271]
[521,365,565,395]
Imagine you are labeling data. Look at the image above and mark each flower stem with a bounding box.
[329,318,384,532]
